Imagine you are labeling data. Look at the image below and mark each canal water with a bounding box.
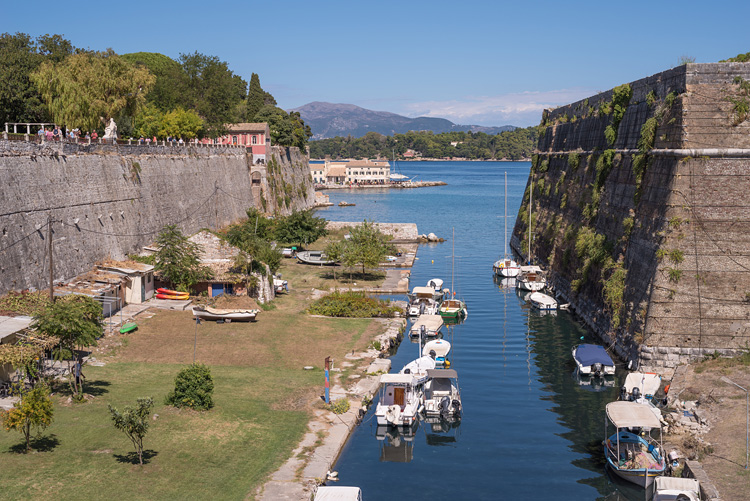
[315,161,639,500]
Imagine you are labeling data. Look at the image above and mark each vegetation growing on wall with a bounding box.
[603,84,633,146]
[727,76,750,126]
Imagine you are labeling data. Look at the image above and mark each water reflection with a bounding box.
[376,425,416,463]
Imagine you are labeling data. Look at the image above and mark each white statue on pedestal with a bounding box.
[103,118,118,140]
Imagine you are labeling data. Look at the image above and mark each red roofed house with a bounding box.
[217,123,270,164]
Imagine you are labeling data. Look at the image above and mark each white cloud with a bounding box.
[400,88,597,127]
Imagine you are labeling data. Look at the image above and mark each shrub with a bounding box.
[602,264,627,328]
[667,268,682,283]
[568,152,580,170]
[329,398,350,414]
[669,249,684,264]
[308,291,401,318]
[165,363,214,410]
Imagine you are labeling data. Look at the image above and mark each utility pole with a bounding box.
[48,214,54,302]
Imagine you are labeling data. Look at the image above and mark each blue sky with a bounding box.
[3,0,748,127]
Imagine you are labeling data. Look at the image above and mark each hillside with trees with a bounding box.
[308,126,538,161]
[0,33,311,147]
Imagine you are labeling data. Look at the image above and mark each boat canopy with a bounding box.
[314,486,363,501]
[653,476,700,496]
[426,368,458,379]
[606,401,662,429]
[575,344,615,366]
[411,286,436,295]
[380,373,419,385]
[410,314,444,333]
[427,278,444,289]
[624,372,661,396]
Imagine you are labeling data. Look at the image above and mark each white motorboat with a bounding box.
[650,476,701,501]
[422,339,451,366]
[572,344,616,377]
[423,368,462,419]
[516,265,547,291]
[375,373,423,428]
[408,297,439,317]
[494,172,521,277]
[409,314,444,338]
[296,250,336,265]
[525,291,557,310]
[400,355,436,383]
[621,372,662,403]
[191,305,259,322]
[603,401,667,488]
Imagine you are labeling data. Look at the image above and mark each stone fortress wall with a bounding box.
[510,63,750,370]
[0,141,314,295]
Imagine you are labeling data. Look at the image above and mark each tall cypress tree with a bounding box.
[245,73,276,122]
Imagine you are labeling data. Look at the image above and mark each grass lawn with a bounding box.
[0,281,383,500]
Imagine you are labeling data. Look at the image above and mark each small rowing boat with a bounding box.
[192,305,260,322]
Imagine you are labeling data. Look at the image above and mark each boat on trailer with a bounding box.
[603,401,667,488]
[191,305,260,322]
[572,344,616,377]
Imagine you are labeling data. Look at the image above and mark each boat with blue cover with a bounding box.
[572,344,616,377]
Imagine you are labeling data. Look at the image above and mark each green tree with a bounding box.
[31,295,103,400]
[154,225,212,292]
[121,52,186,112]
[245,73,275,122]
[158,107,204,139]
[31,49,155,132]
[255,105,312,149]
[0,32,77,126]
[133,102,164,139]
[274,210,328,249]
[178,52,247,135]
[165,364,214,410]
[1,384,54,452]
[108,397,154,465]
[342,220,391,274]
[324,240,346,282]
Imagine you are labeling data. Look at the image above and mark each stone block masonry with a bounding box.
[511,63,750,370]
[0,141,314,295]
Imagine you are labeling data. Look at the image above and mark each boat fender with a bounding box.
[664,384,670,394]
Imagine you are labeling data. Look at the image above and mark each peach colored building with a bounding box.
[217,123,270,163]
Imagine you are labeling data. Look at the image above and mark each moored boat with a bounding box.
[650,476,701,501]
[400,355,437,383]
[409,314,444,338]
[407,285,444,304]
[439,297,467,320]
[621,372,662,403]
[423,368,462,419]
[494,172,521,278]
[408,297,439,317]
[516,266,547,291]
[191,305,260,322]
[572,344,616,377]
[422,339,451,366]
[525,291,557,311]
[603,401,667,488]
[375,373,423,428]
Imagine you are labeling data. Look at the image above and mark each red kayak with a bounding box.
[157,287,186,295]
[156,293,189,300]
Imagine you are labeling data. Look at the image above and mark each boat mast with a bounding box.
[504,172,508,260]
[528,178,533,265]
[451,227,455,297]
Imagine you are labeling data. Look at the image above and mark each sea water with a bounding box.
[317,161,641,500]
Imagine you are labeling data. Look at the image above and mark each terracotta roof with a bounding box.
[327,166,347,177]
[225,122,269,133]
[346,160,390,167]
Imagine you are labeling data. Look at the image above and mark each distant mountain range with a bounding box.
[290,102,516,140]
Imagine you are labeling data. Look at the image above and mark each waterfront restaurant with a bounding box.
[345,159,390,184]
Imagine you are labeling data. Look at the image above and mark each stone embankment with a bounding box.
[0,141,314,295]
[257,316,406,501]
[511,63,750,370]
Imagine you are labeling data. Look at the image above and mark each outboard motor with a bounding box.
[429,350,437,360]
[452,399,462,416]
[420,325,426,338]
[592,363,603,378]
[620,385,628,401]
[439,396,451,420]
[403,368,411,374]
[631,387,641,402]
[419,303,426,315]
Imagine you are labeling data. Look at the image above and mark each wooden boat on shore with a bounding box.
[191,305,260,322]
[296,250,337,265]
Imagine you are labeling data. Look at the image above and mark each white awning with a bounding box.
[380,373,418,385]
[606,401,662,429]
